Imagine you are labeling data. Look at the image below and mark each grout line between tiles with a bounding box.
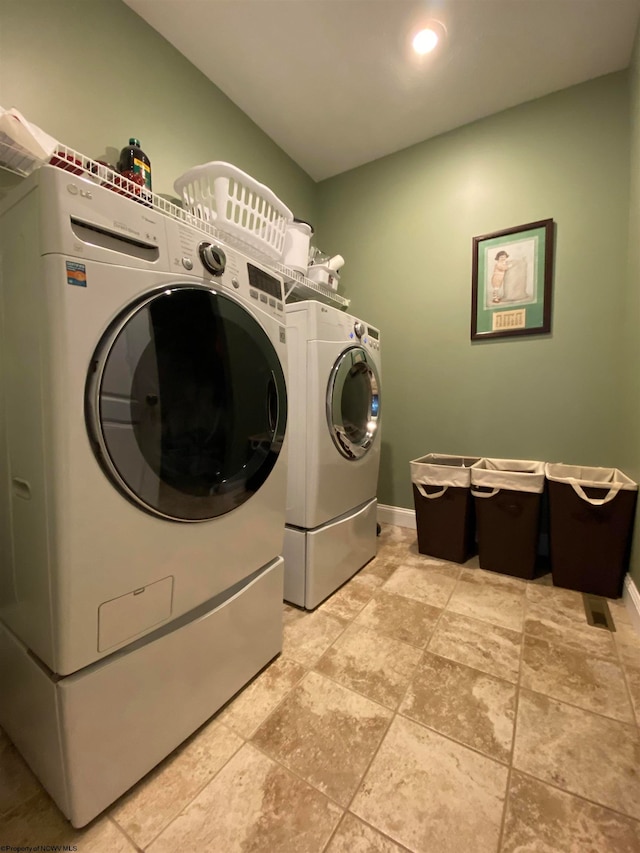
[274,664,400,717]
[517,592,638,721]
[510,690,640,825]
[0,789,44,825]
[495,587,529,852]
[318,810,415,853]
[316,567,380,622]
[248,737,348,813]
[107,814,145,852]
[278,547,436,849]
[224,618,352,742]
[512,767,640,827]
[109,721,246,851]
[398,604,452,687]
[395,645,519,765]
[522,619,620,664]
[424,644,521,685]
[317,812,346,853]
[519,683,639,729]
[309,654,412,714]
[383,553,524,848]
[496,769,514,852]
[226,655,309,740]
[521,639,636,725]
[337,704,398,827]
[205,738,351,853]
[242,573,416,833]
[393,706,513,769]
[332,612,443,848]
[611,623,640,730]
[510,590,530,760]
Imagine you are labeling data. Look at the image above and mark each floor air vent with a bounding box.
[582,594,616,631]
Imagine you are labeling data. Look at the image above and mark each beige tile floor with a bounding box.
[2,523,640,851]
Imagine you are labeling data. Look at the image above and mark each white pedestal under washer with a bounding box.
[284,300,381,609]
[0,166,289,826]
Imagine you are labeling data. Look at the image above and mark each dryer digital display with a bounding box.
[247,263,283,301]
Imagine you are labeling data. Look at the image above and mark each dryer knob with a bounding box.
[199,242,227,276]
[353,321,364,339]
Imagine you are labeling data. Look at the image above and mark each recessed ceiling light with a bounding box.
[412,27,439,55]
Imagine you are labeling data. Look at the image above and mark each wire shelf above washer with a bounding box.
[0,138,350,310]
[278,264,350,308]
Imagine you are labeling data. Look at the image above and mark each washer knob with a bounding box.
[353,321,364,339]
[198,242,226,276]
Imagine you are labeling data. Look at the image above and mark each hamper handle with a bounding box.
[471,487,500,499]
[416,483,447,500]
[571,483,619,506]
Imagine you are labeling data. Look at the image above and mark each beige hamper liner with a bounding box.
[471,458,545,497]
[545,463,637,505]
[410,453,482,498]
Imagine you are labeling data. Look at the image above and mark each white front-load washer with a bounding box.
[284,300,381,609]
[0,165,288,826]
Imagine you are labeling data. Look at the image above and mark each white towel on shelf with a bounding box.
[0,107,58,176]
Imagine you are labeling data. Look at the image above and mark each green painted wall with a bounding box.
[316,73,631,515]
[0,0,315,220]
[1,1,638,584]
[621,36,640,588]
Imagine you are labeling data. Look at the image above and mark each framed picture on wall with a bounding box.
[471,218,555,340]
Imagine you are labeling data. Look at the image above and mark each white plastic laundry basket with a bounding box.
[174,161,293,260]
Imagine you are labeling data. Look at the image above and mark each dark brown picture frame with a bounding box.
[471,219,555,340]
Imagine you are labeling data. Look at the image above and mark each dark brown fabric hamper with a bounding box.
[545,464,638,598]
[410,455,481,563]
[471,458,545,580]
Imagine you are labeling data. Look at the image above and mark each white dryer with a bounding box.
[284,300,381,609]
[0,166,288,826]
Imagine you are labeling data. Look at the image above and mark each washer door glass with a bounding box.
[86,285,287,522]
[327,346,380,460]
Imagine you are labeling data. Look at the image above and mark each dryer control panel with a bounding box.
[364,324,381,352]
[347,317,381,353]
[304,301,381,352]
[168,222,285,319]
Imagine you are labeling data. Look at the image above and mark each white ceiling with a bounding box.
[124,0,640,181]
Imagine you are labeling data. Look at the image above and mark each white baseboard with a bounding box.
[623,574,640,634]
[377,504,416,529]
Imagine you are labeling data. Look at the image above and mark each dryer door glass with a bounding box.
[327,346,380,460]
[86,285,287,522]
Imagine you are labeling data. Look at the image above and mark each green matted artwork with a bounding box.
[471,219,555,340]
